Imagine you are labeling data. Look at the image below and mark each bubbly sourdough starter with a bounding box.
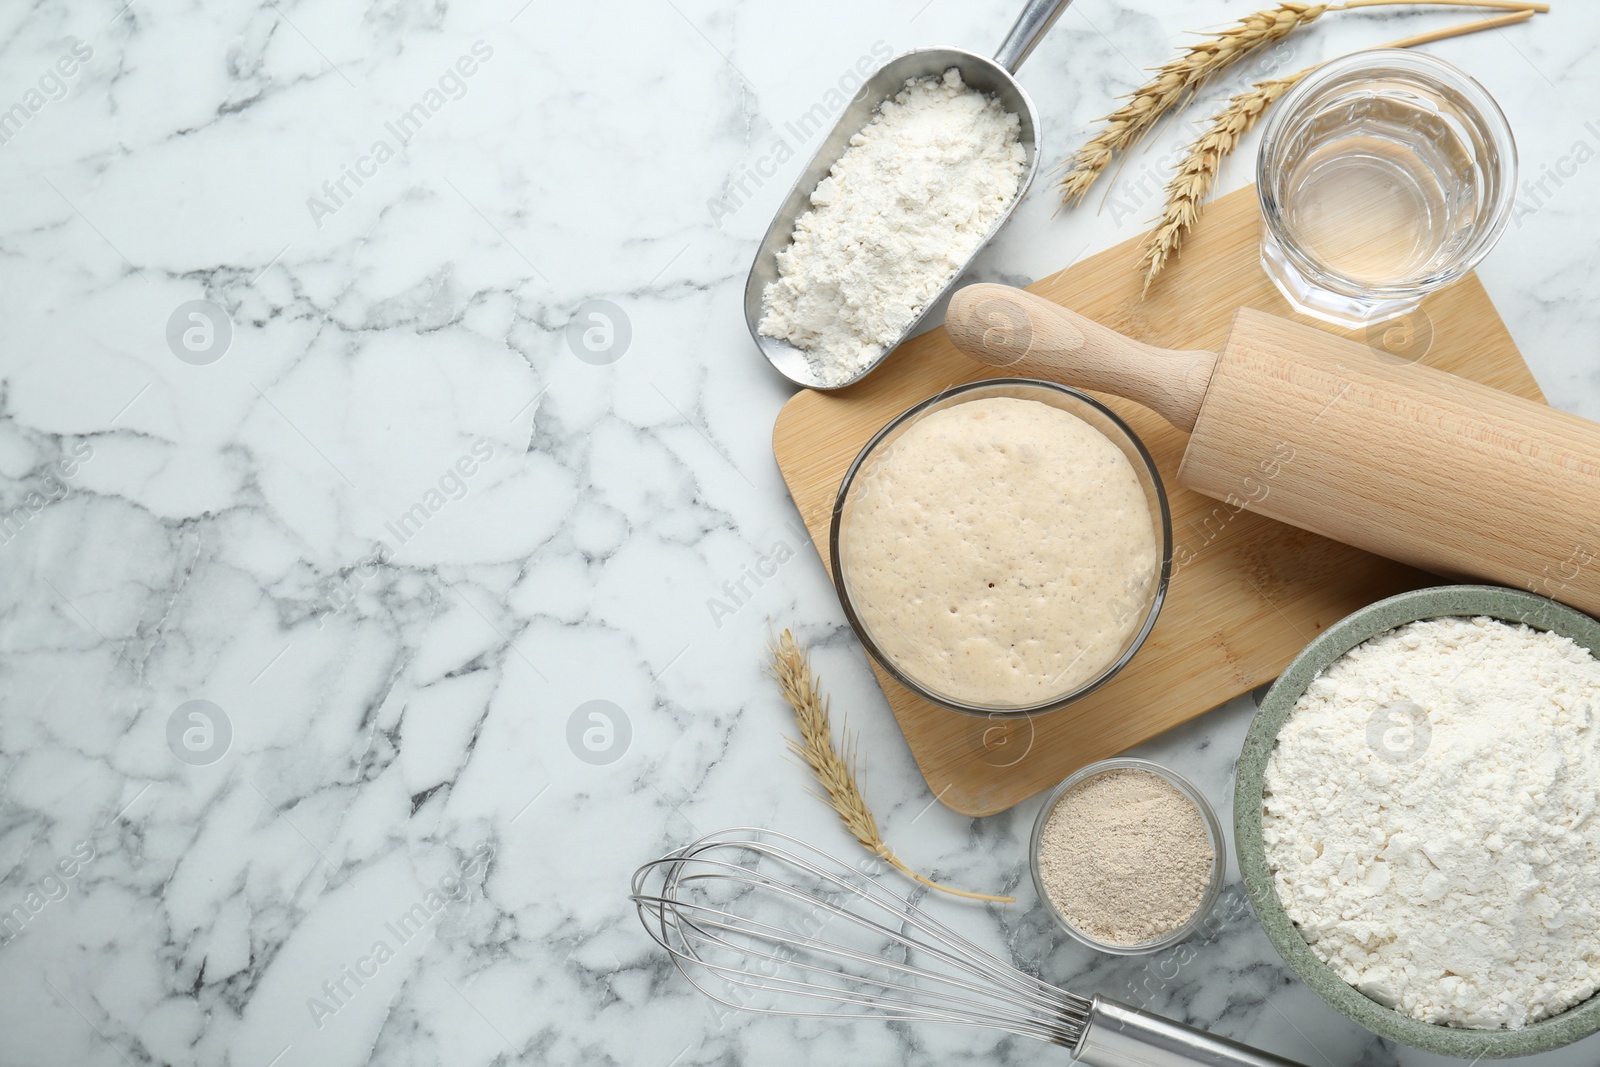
[842,397,1159,706]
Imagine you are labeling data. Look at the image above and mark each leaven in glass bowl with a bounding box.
[828,378,1172,717]
[1029,757,1225,955]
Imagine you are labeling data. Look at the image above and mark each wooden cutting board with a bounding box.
[772,184,1545,818]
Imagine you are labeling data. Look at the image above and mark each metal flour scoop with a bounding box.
[742,0,1074,391]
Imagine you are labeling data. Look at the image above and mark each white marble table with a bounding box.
[1,1,1597,1064]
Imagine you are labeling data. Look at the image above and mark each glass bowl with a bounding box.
[828,378,1171,717]
[1256,49,1516,326]
[1029,757,1225,956]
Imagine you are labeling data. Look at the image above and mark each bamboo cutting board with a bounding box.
[772,185,1545,818]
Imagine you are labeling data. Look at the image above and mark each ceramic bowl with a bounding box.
[1235,584,1600,1057]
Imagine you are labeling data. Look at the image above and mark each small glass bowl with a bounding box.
[1029,757,1225,955]
[1256,49,1516,326]
[829,379,1172,718]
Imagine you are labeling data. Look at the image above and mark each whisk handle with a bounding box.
[1075,997,1311,1067]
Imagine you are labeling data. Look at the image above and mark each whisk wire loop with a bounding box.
[630,828,1090,1047]
[646,895,1071,1038]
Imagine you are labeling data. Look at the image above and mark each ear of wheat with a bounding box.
[1138,74,1304,290]
[767,630,1014,903]
[1058,2,1327,206]
[1058,0,1549,208]
[1139,7,1538,289]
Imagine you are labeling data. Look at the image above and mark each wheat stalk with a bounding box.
[1057,0,1548,207]
[1140,8,1537,289]
[1138,77,1302,290]
[1058,2,1327,205]
[767,630,1014,903]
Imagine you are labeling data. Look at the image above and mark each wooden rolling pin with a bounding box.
[945,283,1600,617]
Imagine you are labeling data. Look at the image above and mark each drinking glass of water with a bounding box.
[1256,50,1516,327]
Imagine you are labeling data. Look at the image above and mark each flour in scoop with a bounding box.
[758,69,1024,386]
[1264,616,1600,1029]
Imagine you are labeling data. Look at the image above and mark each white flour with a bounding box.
[1264,616,1600,1029]
[758,69,1024,386]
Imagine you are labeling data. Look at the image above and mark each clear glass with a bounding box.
[829,379,1172,718]
[1256,50,1516,327]
[1029,758,1225,956]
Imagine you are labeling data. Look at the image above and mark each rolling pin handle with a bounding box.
[945,283,1217,432]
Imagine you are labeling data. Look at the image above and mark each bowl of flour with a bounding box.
[1235,584,1600,1056]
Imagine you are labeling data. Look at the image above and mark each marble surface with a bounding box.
[0,1,1597,1065]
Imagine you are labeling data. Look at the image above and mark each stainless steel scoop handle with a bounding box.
[994,0,1074,72]
[1076,998,1312,1067]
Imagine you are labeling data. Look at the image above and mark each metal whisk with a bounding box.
[633,828,1309,1067]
